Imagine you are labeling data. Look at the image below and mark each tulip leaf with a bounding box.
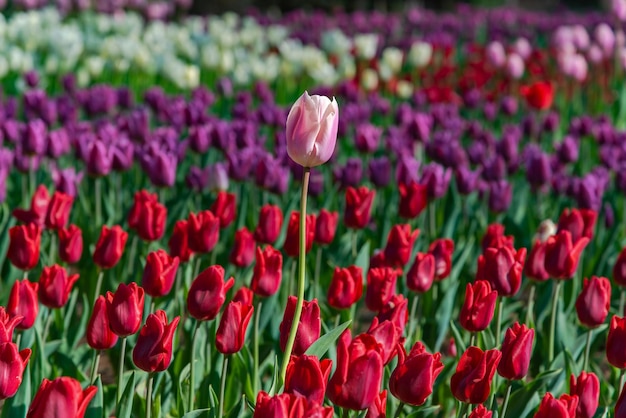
[267,355,279,396]
[182,409,211,418]
[506,369,562,418]
[448,320,467,354]
[304,319,352,358]
[117,371,136,418]
[354,240,370,273]
[85,375,104,418]
[226,394,247,418]
[178,363,191,415]
[1,360,30,418]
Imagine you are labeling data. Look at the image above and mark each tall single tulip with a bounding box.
[284,354,332,404]
[133,310,180,372]
[7,280,38,330]
[86,296,118,350]
[521,81,554,110]
[327,266,363,310]
[93,225,128,269]
[450,346,502,404]
[570,372,599,418]
[141,250,179,298]
[58,224,82,264]
[389,342,444,406]
[215,301,253,354]
[279,297,320,356]
[128,190,167,241]
[38,264,79,309]
[106,282,145,337]
[0,342,30,400]
[459,281,498,333]
[498,322,534,380]
[250,246,283,297]
[187,265,234,321]
[345,186,375,229]
[576,276,611,328]
[533,392,578,418]
[7,224,41,270]
[253,204,283,244]
[26,377,97,418]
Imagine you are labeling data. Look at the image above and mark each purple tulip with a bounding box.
[421,163,452,199]
[47,128,71,159]
[355,123,382,153]
[488,180,513,213]
[188,124,212,154]
[369,157,391,188]
[396,153,420,185]
[52,167,84,197]
[525,151,552,189]
[22,119,47,156]
[334,158,363,189]
[455,166,481,195]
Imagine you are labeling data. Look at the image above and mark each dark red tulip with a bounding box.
[0,342,30,400]
[525,240,549,282]
[7,224,41,270]
[133,310,180,372]
[254,392,333,418]
[459,281,497,333]
[93,225,128,269]
[369,250,389,269]
[476,246,526,297]
[0,308,22,343]
[376,294,409,335]
[344,186,375,229]
[283,211,316,257]
[469,405,493,418]
[327,329,384,410]
[279,297,321,356]
[576,276,611,328]
[521,81,554,110]
[7,279,38,330]
[365,391,387,418]
[328,266,363,310]
[428,238,454,280]
[26,377,97,418]
[314,209,338,245]
[450,346,501,404]
[168,220,192,263]
[614,247,626,287]
[366,267,399,312]
[106,282,145,337]
[367,318,400,365]
[210,191,236,228]
[215,301,253,354]
[45,191,73,230]
[38,264,79,309]
[398,181,428,219]
[607,316,626,369]
[253,204,283,244]
[187,265,234,321]
[250,246,282,297]
[142,250,180,298]
[232,286,254,305]
[13,185,49,227]
[86,295,118,350]
[389,342,444,406]
[58,224,83,264]
[616,382,626,418]
[544,231,589,279]
[481,223,514,252]
[534,392,578,418]
[557,208,596,244]
[187,210,220,253]
[229,227,255,267]
[284,354,332,404]
[570,372,599,418]
[128,190,167,241]
[384,224,419,267]
[498,322,534,380]
[407,252,435,293]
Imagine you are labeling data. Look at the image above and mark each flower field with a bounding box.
[1,1,626,417]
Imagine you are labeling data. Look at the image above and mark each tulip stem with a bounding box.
[456,402,469,418]
[393,402,405,418]
[501,381,512,418]
[342,408,350,418]
[48,233,56,265]
[188,320,199,412]
[279,168,310,388]
[525,284,536,327]
[42,309,53,343]
[469,332,476,348]
[218,355,229,418]
[93,270,104,304]
[620,289,626,316]
[146,373,154,418]
[583,329,592,371]
[408,295,420,345]
[117,337,127,404]
[495,297,504,346]
[548,280,562,364]
[15,333,21,350]
[253,300,262,395]
[91,350,101,384]
[351,230,357,258]
[95,177,102,227]
[312,247,322,300]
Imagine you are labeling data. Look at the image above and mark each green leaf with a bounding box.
[305,320,352,358]
[506,369,563,418]
[1,360,30,418]
[117,371,136,418]
[85,376,104,418]
[448,320,467,355]
[226,395,247,418]
[178,363,192,416]
[182,410,211,418]
[354,241,370,273]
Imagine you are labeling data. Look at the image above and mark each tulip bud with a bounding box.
[557,208,597,243]
[106,282,145,337]
[232,286,254,306]
[128,190,167,242]
[93,225,128,269]
[86,296,118,350]
[142,250,180,298]
[459,281,498,333]
[250,246,283,297]
[481,223,514,252]
[525,240,549,281]
[210,191,236,228]
[389,342,444,406]
[283,211,316,257]
[286,91,338,168]
[229,227,255,267]
[376,294,409,335]
[544,231,589,279]
[451,346,501,404]
[168,220,192,263]
[498,322,534,380]
[58,224,83,264]
[13,185,49,227]
[253,205,283,244]
[315,209,338,245]
[279,297,321,356]
[328,266,363,310]
[133,310,180,372]
[0,342,30,400]
[366,267,399,312]
[534,392,578,418]
[383,224,419,267]
[398,181,428,219]
[607,315,626,368]
[367,318,400,365]
[7,279,38,330]
[187,265,234,321]
[344,186,375,229]
[45,191,73,230]
[570,372,599,418]
[429,238,454,280]
[216,301,253,354]
[407,253,435,293]
[284,355,332,404]
[187,210,220,254]
[7,224,41,271]
[38,264,79,309]
[0,308,22,343]
[366,390,387,418]
[27,377,97,418]
[476,246,526,297]
[576,276,611,328]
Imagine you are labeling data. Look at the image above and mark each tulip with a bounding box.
[279,297,321,356]
[0,308,22,343]
[142,250,180,298]
[525,240,550,281]
[44,191,73,230]
[327,266,363,310]
[429,238,454,280]
[314,209,338,245]
[476,246,526,297]
[254,391,333,418]
[168,220,192,263]
[133,310,180,372]
[369,157,391,188]
[284,354,332,404]
[7,280,38,330]
[407,253,436,293]
[128,190,167,242]
[450,346,502,404]
[187,210,220,253]
[26,377,97,418]
[250,246,283,297]
[86,296,118,350]
[607,315,626,368]
[376,294,409,334]
[614,247,626,287]
[253,205,283,245]
[58,224,83,264]
[498,322,534,380]
[521,81,554,110]
[544,231,589,279]
[366,267,399,311]
[12,185,49,226]
[398,181,428,219]
[384,224,419,267]
[93,225,128,269]
[7,224,41,270]
[576,276,611,328]
[570,372,599,418]
[285,91,338,168]
[216,301,254,354]
[283,211,316,257]
[366,390,387,418]
[210,191,236,228]
[534,393,578,418]
[229,227,255,267]
[345,186,375,229]
[459,281,498,333]
[488,180,513,213]
[481,223,514,252]
[366,318,401,365]
[0,342,30,400]
[557,208,597,243]
[469,405,493,418]
[187,265,234,321]
[38,264,79,309]
[233,286,254,305]
[106,282,145,337]
[389,342,444,406]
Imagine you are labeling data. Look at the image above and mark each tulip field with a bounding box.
[4,1,626,417]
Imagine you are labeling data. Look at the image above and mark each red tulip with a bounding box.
[366,267,399,312]
[544,231,589,279]
[58,224,83,264]
[250,246,283,297]
[614,247,626,287]
[0,308,22,343]
[616,381,626,418]
[86,296,118,350]
[498,322,534,380]
[407,252,436,293]
[525,240,549,282]
[389,342,444,406]
[253,204,283,244]
[128,190,167,241]
[367,318,400,365]
[344,186,375,229]
[187,265,234,321]
[284,354,332,404]
[38,264,79,309]
[469,405,493,418]
[327,266,363,310]
[365,391,387,418]
[7,224,41,270]
[429,238,454,280]
[534,392,578,418]
[576,276,611,328]
[232,286,254,305]
[376,294,409,334]
[215,301,253,354]
[133,310,180,372]
[229,227,255,267]
[314,209,338,245]
[607,316,626,368]
[283,211,316,257]
[279,297,321,356]
[521,81,554,110]
[106,282,145,337]
[459,281,498,333]
[187,210,220,253]
[26,377,97,418]
[12,185,49,227]
[570,372,599,418]
[45,191,73,230]
[0,342,30,400]
[384,224,419,267]
[210,191,236,228]
[398,181,428,219]
[557,208,596,244]
[142,250,180,298]
[254,392,333,418]
[168,220,192,263]
[93,225,128,269]
[476,246,526,297]
[7,279,38,330]
[481,223,514,252]
[450,346,501,404]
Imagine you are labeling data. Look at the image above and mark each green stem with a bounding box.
[117,337,127,404]
[525,284,536,327]
[407,295,420,345]
[456,402,469,418]
[93,270,104,304]
[218,356,229,418]
[501,381,512,418]
[146,373,154,418]
[312,247,322,300]
[15,333,21,350]
[188,320,199,411]
[495,297,504,347]
[342,408,350,418]
[90,350,101,384]
[394,402,405,418]
[95,177,102,227]
[351,229,357,258]
[193,256,202,281]
[48,233,56,265]
[253,300,262,395]
[548,280,563,364]
[469,332,476,348]
[279,168,310,388]
[126,235,139,279]
[583,329,592,371]
[42,309,54,343]
[620,289,626,316]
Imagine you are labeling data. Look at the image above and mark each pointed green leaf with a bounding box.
[117,371,136,418]
[85,375,103,418]
[305,320,352,358]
